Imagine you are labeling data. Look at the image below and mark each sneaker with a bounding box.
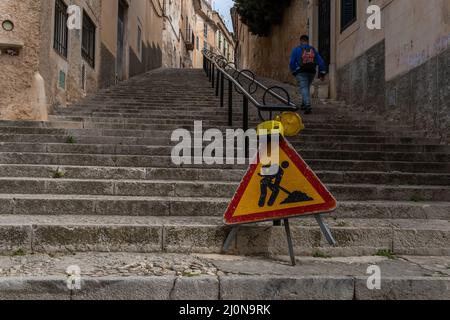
[304,107,312,115]
[300,104,306,111]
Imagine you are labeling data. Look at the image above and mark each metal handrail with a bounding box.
[226,61,296,109]
[202,49,298,129]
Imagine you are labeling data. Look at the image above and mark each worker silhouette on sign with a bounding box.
[258,161,313,207]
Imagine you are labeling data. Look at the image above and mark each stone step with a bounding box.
[0,134,169,145]
[0,152,448,173]
[0,128,440,145]
[4,138,449,153]
[0,253,448,300]
[0,178,447,201]
[53,106,393,119]
[49,114,385,127]
[0,215,448,256]
[50,112,406,124]
[4,122,426,137]
[3,118,418,133]
[0,143,448,162]
[0,193,448,219]
[1,134,446,154]
[0,164,448,186]
[51,106,390,117]
[0,125,427,137]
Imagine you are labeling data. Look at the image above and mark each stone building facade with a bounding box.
[161,0,197,69]
[191,0,235,69]
[232,0,309,84]
[213,11,234,63]
[232,0,450,140]
[326,0,450,141]
[0,0,103,121]
[0,0,235,121]
[192,0,216,68]
[0,0,47,121]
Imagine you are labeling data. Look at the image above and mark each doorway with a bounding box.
[318,0,331,67]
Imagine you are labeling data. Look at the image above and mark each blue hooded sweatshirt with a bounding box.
[289,44,327,75]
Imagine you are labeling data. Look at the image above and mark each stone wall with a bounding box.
[99,43,116,89]
[234,0,308,85]
[38,0,102,111]
[386,46,450,141]
[337,41,450,141]
[337,41,386,113]
[129,43,163,78]
[162,0,182,68]
[0,0,197,120]
[0,0,43,120]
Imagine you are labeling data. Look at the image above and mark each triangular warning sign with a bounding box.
[224,137,337,225]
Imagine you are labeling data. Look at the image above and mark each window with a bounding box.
[341,0,357,32]
[53,0,68,58]
[196,36,199,50]
[204,23,208,38]
[82,11,96,68]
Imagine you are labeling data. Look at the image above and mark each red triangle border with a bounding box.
[224,137,337,225]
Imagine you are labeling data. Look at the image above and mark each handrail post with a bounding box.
[220,72,224,108]
[228,78,233,126]
[212,64,215,88]
[215,69,220,97]
[243,96,249,159]
[208,61,212,81]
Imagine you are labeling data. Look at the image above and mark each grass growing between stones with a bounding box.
[336,221,348,227]
[12,248,27,256]
[313,250,331,259]
[375,249,396,259]
[53,168,65,179]
[66,136,76,144]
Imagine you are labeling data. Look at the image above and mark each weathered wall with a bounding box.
[1,0,209,121]
[193,0,222,68]
[213,11,234,62]
[335,0,450,140]
[335,0,450,80]
[99,0,118,88]
[192,15,204,68]
[0,0,43,120]
[337,41,386,113]
[385,45,450,140]
[234,0,308,84]
[38,0,102,111]
[146,0,164,70]
[100,0,165,86]
[162,0,182,68]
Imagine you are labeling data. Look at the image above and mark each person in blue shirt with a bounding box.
[289,35,327,114]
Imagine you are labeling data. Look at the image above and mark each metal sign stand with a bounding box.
[222,215,336,266]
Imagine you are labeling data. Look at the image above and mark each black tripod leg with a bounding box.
[284,219,296,266]
[315,214,336,246]
[223,226,239,253]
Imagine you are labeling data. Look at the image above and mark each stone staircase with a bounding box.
[0,68,449,299]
